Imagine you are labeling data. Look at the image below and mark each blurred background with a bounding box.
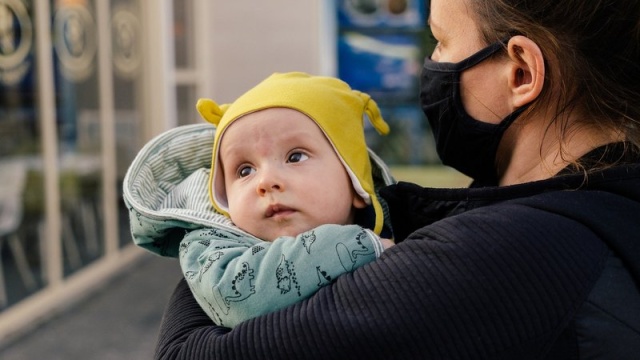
[0,0,468,357]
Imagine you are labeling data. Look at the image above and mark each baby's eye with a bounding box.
[287,152,309,163]
[237,165,255,178]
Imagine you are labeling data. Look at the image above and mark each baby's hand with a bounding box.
[380,238,395,249]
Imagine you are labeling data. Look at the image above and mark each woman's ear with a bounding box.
[507,36,545,107]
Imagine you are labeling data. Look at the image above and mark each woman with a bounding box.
[153,0,640,358]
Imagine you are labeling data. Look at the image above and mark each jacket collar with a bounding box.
[380,142,640,241]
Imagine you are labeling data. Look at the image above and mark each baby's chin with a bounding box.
[261,226,317,242]
[263,230,305,242]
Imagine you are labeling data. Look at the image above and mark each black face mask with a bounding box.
[420,40,527,184]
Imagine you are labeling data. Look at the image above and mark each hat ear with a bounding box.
[356,91,390,135]
[196,98,229,126]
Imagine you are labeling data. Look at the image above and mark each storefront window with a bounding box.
[51,0,105,275]
[111,0,143,247]
[176,84,197,125]
[0,0,44,307]
[173,0,194,69]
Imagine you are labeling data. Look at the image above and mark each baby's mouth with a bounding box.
[265,204,295,218]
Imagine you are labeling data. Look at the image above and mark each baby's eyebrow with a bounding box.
[219,150,243,171]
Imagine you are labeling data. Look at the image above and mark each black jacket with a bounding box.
[155,146,640,359]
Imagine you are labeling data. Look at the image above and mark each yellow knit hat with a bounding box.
[197,72,390,234]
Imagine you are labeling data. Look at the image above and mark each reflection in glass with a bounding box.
[53,0,104,275]
[0,0,44,309]
[112,0,143,248]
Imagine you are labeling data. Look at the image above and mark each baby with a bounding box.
[127,72,394,328]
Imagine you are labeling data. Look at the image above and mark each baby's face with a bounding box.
[219,108,366,241]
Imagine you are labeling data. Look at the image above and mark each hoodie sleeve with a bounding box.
[179,224,383,328]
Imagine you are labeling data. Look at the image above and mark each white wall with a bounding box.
[204,0,331,103]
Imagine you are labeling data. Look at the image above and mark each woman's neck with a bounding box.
[497,115,623,186]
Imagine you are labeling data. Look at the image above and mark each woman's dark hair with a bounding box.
[470,0,640,162]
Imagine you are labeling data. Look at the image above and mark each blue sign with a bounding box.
[338,0,426,29]
[338,32,421,101]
